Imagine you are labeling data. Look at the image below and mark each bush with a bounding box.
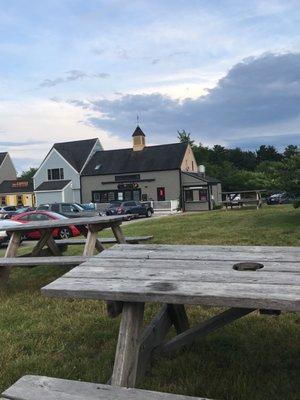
[293,199,300,209]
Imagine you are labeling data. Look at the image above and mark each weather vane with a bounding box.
[136,114,139,126]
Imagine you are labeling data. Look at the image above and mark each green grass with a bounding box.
[0,205,299,399]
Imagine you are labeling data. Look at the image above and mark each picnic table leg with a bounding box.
[0,231,21,285]
[111,302,145,388]
[107,222,125,318]
[111,224,126,244]
[31,229,61,257]
[80,225,105,254]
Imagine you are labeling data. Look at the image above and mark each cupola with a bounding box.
[132,126,146,151]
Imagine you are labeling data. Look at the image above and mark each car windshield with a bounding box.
[108,202,121,208]
[73,203,84,211]
[15,208,28,214]
[47,212,68,219]
[78,203,94,210]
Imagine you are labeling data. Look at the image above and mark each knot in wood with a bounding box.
[233,262,264,271]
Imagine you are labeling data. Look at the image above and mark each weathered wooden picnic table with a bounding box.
[0,215,127,286]
[42,243,300,389]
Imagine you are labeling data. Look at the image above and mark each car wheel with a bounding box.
[146,209,152,218]
[59,227,71,239]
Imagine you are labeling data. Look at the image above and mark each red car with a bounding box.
[12,210,80,240]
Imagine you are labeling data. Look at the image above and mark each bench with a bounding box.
[1,375,211,400]
[55,235,153,246]
[0,256,89,268]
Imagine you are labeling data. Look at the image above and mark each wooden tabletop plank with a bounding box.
[109,243,300,253]
[3,215,125,232]
[62,265,300,286]
[82,257,300,273]
[2,375,209,400]
[41,244,300,312]
[42,278,300,311]
[99,249,300,263]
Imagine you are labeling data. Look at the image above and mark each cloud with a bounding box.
[39,70,110,88]
[0,140,46,146]
[69,52,300,148]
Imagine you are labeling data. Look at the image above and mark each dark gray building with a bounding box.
[81,127,222,211]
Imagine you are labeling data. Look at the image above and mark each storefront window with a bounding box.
[117,192,123,201]
[185,190,193,202]
[199,189,208,201]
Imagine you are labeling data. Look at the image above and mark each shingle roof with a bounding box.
[82,142,188,176]
[182,171,221,183]
[0,152,8,167]
[132,126,145,137]
[0,179,33,194]
[53,138,98,172]
[35,180,71,191]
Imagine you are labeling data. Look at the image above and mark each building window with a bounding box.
[185,190,193,202]
[17,195,23,206]
[92,189,141,203]
[1,196,6,205]
[48,168,64,180]
[199,189,208,201]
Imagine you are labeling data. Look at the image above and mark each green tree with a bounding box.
[177,130,194,146]
[283,145,299,159]
[19,167,37,181]
[256,145,282,163]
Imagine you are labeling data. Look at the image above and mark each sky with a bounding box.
[0,0,300,173]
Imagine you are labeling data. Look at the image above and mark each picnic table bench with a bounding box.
[0,215,127,286]
[2,375,211,400]
[55,235,153,246]
[42,243,300,390]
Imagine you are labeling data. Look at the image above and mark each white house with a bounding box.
[34,138,103,205]
[0,152,17,184]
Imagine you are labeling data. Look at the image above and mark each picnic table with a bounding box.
[42,243,300,388]
[0,215,127,286]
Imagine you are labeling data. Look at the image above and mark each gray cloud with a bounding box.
[39,70,110,87]
[0,140,46,146]
[70,52,300,148]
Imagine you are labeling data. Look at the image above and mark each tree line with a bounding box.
[178,130,300,195]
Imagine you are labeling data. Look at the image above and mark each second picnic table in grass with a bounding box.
[0,215,127,285]
[42,243,300,389]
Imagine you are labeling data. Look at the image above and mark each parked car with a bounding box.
[0,206,35,219]
[77,203,96,211]
[0,219,23,245]
[105,200,154,218]
[0,206,18,219]
[267,192,295,205]
[12,211,81,239]
[37,202,101,218]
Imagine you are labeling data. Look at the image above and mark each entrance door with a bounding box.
[157,187,166,201]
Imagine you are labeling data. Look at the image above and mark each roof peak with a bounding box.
[132,126,145,137]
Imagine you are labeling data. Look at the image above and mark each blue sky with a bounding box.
[0,0,299,172]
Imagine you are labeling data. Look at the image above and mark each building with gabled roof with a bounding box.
[0,152,17,184]
[33,138,103,205]
[81,127,222,211]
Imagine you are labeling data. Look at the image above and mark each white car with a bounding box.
[0,220,23,245]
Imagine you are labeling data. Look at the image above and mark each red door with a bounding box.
[157,187,165,201]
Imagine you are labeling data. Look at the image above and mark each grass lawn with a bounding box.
[0,205,299,399]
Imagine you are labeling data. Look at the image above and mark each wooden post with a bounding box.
[0,231,21,285]
[111,302,145,388]
[83,229,98,256]
[108,222,126,317]
[31,230,53,257]
[112,224,126,244]
[167,304,189,334]
[46,235,62,256]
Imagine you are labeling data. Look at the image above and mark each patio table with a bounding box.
[0,215,126,286]
[42,243,300,388]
